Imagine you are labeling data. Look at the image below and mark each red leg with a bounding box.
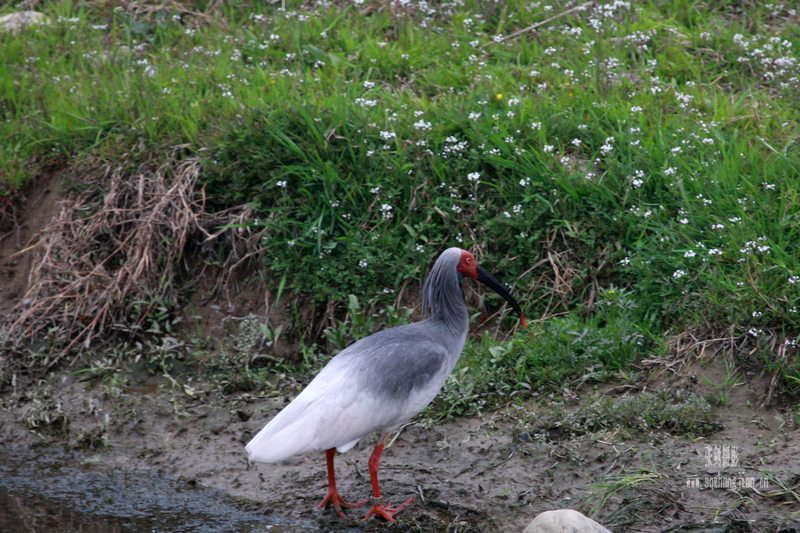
[363,434,414,522]
[318,448,367,518]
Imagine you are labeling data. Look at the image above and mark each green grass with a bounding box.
[2,1,800,399]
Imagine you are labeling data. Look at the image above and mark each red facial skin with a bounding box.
[456,250,479,279]
[456,249,528,329]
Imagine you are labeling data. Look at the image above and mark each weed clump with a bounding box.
[24,396,70,436]
[547,392,720,438]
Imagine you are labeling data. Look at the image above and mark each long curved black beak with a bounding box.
[476,266,527,328]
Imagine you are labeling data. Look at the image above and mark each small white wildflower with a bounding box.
[359,259,368,268]
[675,91,693,109]
[684,250,696,258]
[531,121,542,130]
[619,257,631,266]
[355,97,377,108]
[789,275,799,284]
[413,120,432,131]
[363,80,376,89]
[673,269,686,279]
[276,180,287,188]
[380,204,394,219]
[543,144,554,153]
[467,172,481,182]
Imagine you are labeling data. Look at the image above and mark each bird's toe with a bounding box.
[319,489,367,518]
[363,496,414,522]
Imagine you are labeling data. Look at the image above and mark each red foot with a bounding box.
[363,497,414,522]
[319,489,367,518]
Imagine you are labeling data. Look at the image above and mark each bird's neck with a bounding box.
[430,306,469,339]
[424,275,469,337]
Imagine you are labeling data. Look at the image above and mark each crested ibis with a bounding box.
[245,247,526,522]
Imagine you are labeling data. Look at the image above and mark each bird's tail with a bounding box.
[245,416,317,463]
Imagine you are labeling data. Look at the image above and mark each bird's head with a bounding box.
[455,249,527,328]
[456,250,479,279]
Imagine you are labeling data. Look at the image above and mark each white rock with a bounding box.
[523,509,612,533]
[0,11,50,33]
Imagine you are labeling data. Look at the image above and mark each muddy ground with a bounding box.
[1,361,798,533]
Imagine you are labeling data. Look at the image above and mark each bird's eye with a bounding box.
[466,257,472,263]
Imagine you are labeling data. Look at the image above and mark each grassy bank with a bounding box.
[2,1,799,401]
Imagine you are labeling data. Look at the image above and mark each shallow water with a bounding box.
[0,446,314,533]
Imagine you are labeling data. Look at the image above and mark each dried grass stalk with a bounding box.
[6,156,264,367]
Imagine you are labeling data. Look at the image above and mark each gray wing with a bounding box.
[354,339,448,401]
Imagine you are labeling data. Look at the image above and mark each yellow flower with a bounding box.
[495,93,504,101]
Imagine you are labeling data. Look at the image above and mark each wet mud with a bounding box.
[1,368,798,532]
